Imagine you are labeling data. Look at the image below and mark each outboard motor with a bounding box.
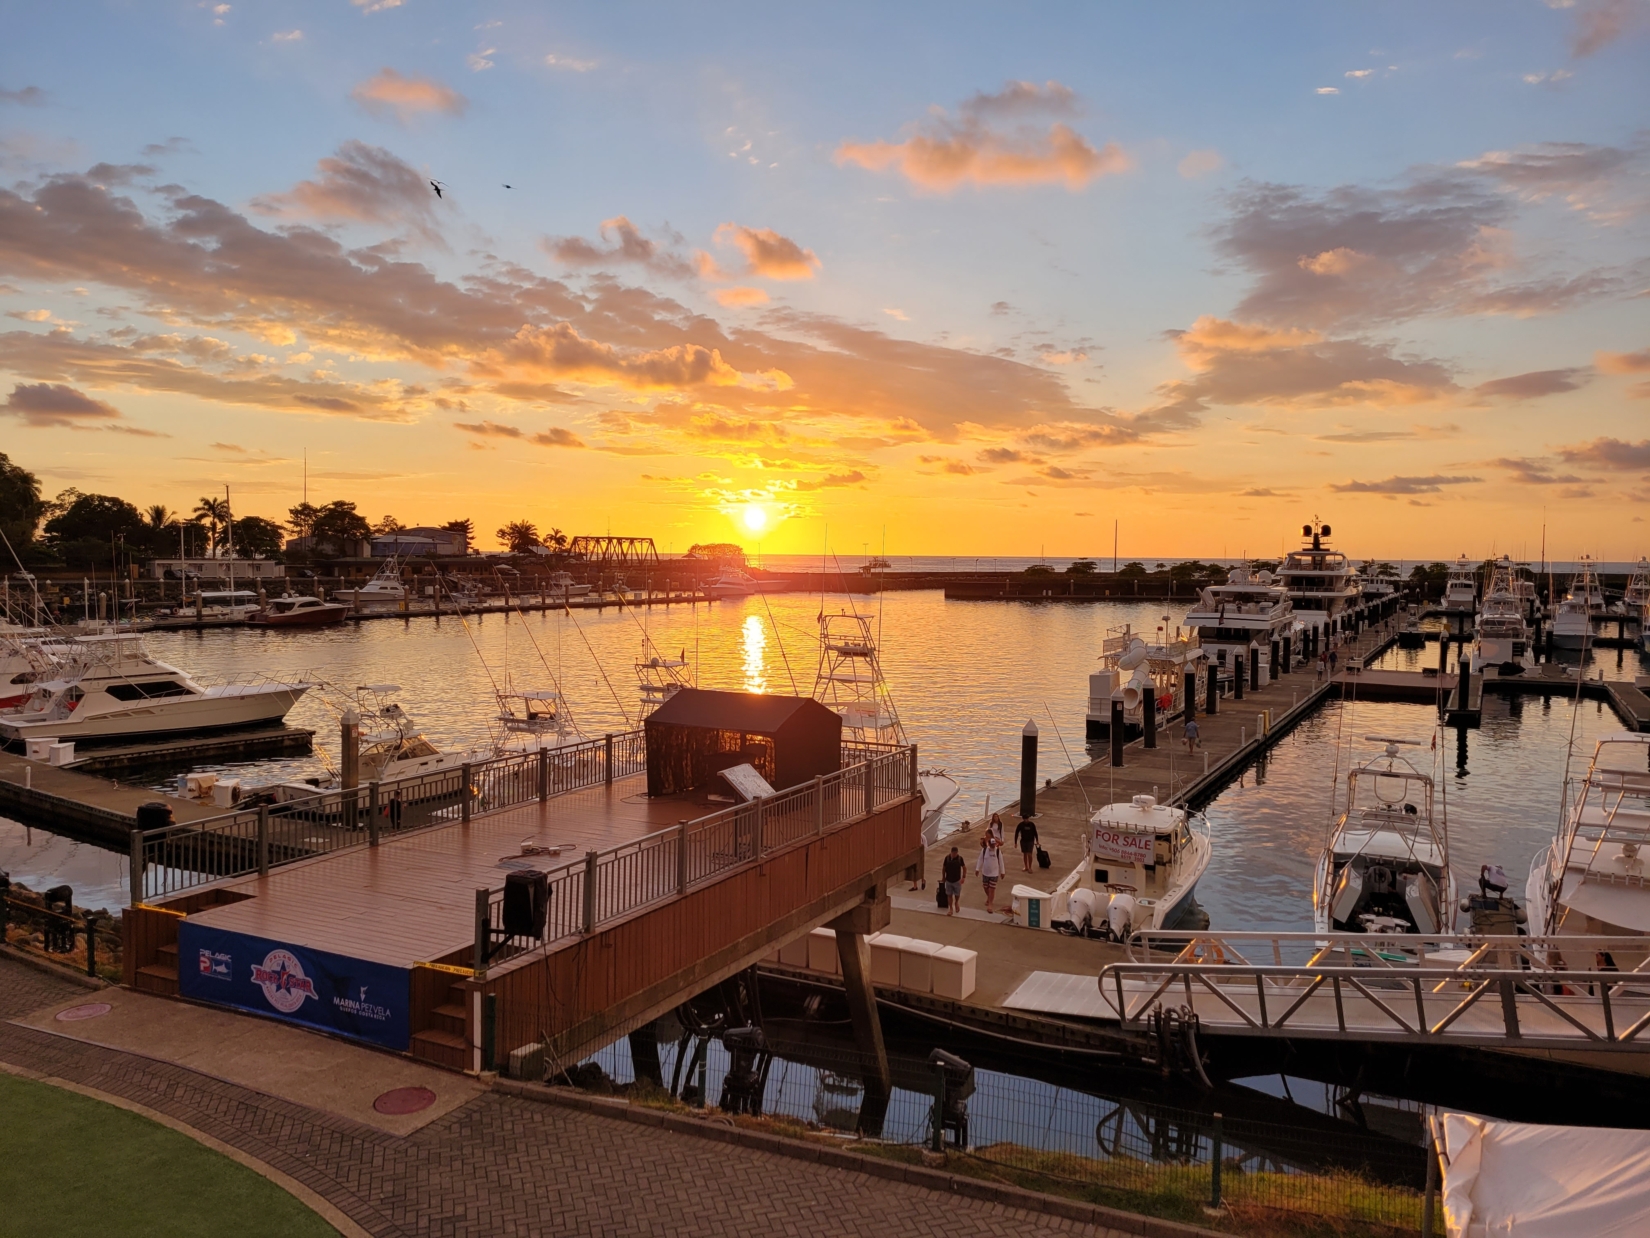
[1108,892,1136,940]
[1068,887,1097,936]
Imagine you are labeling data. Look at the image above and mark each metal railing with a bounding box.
[132,730,646,903]
[1101,931,1650,1052]
[474,747,916,972]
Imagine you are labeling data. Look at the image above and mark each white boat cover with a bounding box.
[1437,1112,1650,1237]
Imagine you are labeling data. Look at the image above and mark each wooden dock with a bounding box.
[0,746,225,844]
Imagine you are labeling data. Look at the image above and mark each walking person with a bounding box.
[941,846,966,917]
[1183,716,1199,753]
[986,812,1005,845]
[978,836,1004,913]
[1014,815,1039,872]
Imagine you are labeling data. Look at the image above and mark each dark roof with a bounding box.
[645,688,838,733]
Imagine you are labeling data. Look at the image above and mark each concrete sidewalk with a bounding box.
[0,957,1160,1238]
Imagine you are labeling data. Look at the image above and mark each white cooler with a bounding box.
[868,933,909,985]
[931,945,978,1000]
[898,939,942,992]
[807,927,841,974]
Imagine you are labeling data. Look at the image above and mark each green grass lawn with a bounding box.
[0,1073,338,1237]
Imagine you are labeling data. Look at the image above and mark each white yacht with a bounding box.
[1620,558,1650,652]
[1181,567,1295,684]
[331,558,407,609]
[1085,625,1209,741]
[0,633,309,745]
[636,638,691,717]
[545,571,592,601]
[705,569,762,599]
[811,610,958,844]
[1314,736,1457,936]
[1440,556,1477,615]
[1550,556,1606,650]
[1051,795,1211,937]
[1279,521,1359,639]
[1469,557,1532,673]
[1526,732,1650,970]
[491,686,584,756]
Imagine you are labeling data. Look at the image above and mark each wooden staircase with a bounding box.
[409,982,469,1070]
[134,940,179,997]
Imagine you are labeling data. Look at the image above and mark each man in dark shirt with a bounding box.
[1013,817,1039,872]
[941,846,966,916]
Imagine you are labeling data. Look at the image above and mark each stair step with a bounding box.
[411,1028,466,1050]
[158,943,179,958]
[432,1003,466,1021]
[137,963,177,981]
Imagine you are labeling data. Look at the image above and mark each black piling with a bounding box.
[1019,720,1039,818]
[1281,633,1292,674]
[1183,670,1196,722]
[1249,647,1261,692]
[1269,639,1281,682]
[1233,657,1244,701]
[1206,662,1219,715]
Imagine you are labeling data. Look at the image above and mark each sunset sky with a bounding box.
[2,2,1647,561]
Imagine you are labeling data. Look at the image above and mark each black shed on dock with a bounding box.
[644,689,842,797]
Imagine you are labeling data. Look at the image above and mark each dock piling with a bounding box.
[1250,647,1261,692]
[128,828,142,908]
[1183,671,1196,722]
[1019,721,1039,817]
[1206,662,1219,715]
[1233,659,1243,701]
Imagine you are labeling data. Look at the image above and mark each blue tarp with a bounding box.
[177,921,411,1051]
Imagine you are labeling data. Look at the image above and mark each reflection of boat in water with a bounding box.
[1314,736,1457,936]
[1526,732,1650,971]
[0,633,309,746]
[811,610,957,843]
[1051,795,1211,935]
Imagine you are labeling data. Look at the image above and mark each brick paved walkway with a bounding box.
[1,960,1145,1237]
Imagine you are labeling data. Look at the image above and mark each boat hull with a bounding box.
[0,685,307,745]
[251,607,347,628]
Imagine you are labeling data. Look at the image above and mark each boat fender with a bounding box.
[1108,893,1136,939]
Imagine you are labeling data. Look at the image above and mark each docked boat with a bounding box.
[1468,557,1532,673]
[250,594,347,627]
[1051,795,1211,936]
[811,610,958,844]
[1314,736,1457,936]
[1525,732,1650,970]
[0,633,309,746]
[491,686,584,755]
[1440,556,1477,615]
[1085,625,1208,741]
[545,571,592,601]
[1550,556,1606,650]
[331,558,407,609]
[151,589,262,626]
[1621,558,1650,652]
[636,639,691,717]
[1181,567,1294,685]
[706,569,762,599]
[1279,520,1359,639]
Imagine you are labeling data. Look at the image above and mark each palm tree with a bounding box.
[545,527,568,551]
[193,496,230,554]
[145,504,174,531]
[496,520,541,554]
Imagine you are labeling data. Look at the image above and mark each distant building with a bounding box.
[370,526,468,558]
[150,557,286,581]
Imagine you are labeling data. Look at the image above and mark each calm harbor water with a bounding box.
[3,591,1646,927]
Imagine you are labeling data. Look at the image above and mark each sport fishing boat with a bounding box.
[1086,626,1210,741]
[1314,736,1457,936]
[1468,557,1532,673]
[1181,567,1295,684]
[0,633,309,746]
[1440,556,1477,616]
[636,637,692,717]
[1550,556,1606,650]
[811,610,958,844]
[331,558,407,610]
[705,569,763,599]
[1050,795,1211,937]
[545,571,592,601]
[249,594,347,628]
[1525,732,1650,970]
[492,686,585,755]
[1280,520,1359,641]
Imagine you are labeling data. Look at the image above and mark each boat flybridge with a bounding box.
[1314,736,1457,937]
[1280,520,1358,638]
[636,637,692,718]
[1551,555,1606,650]
[492,685,585,756]
[1181,567,1295,682]
[1441,556,1478,615]
[0,632,310,745]
[1050,795,1211,937]
[811,610,958,844]
[1469,556,1533,674]
[1526,732,1650,970]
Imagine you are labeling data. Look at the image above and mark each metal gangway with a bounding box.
[1099,931,1650,1053]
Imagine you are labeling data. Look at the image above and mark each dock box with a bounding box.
[777,935,810,968]
[806,927,841,974]
[931,945,978,1000]
[24,738,53,762]
[47,742,75,766]
[868,934,910,985]
[898,939,941,992]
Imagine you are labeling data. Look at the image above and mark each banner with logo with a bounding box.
[177,922,411,1051]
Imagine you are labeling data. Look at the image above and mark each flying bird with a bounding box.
[503,183,512,189]
[429,180,446,199]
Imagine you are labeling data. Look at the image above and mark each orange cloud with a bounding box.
[836,83,1129,193]
[252,141,440,242]
[1597,347,1650,374]
[476,321,790,392]
[351,68,467,124]
[714,286,768,307]
[714,224,820,280]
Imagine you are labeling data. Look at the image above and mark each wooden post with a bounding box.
[1143,687,1156,749]
[257,804,270,875]
[836,930,891,1095]
[537,747,549,801]
[1206,662,1219,715]
[481,993,497,1073]
[368,780,380,847]
[128,828,143,908]
[341,708,359,832]
[582,850,598,933]
[814,775,825,835]
[1250,646,1261,691]
[604,733,614,786]
[460,762,473,824]
[473,887,490,977]
[1110,699,1125,767]
[1019,720,1038,818]
[677,822,690,893]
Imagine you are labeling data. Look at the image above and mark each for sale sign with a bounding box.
[1091,825,1155,865]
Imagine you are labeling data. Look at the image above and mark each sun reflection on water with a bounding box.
[741,613,767,693]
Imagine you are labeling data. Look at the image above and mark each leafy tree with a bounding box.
[1117,561,1147,580]
[43,493,145,545]
[310,500,371,555]
[544,526,568,551]
[1024,563,1056,576]
[1065,559,1098,575]
[0,453,43,558]
[286,502,320,542]
[372,514,405,536]
[496,520,542,554]
[145,504,174,530]
[230,516,285,560]
[441,517,475,543]
[686,543,744,563]
[192,496,230,553]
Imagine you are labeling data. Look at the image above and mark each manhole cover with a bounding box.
[373,1086,437,1115]
[55,1002,113,1022]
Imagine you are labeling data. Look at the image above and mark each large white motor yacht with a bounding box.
[331,558,408,609]
[1526,732,1650,970]
[1440,556,1478,614]
[1050,795,1211,936]
[1280,520,1358,640]
[0,633,309,745]
[1469,557,1532,673]
[1550,556,1606,650]
[811,610,958,844]
[1181,567,1295,684]
[705,569,763,599]
[1314,736,1457,936]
